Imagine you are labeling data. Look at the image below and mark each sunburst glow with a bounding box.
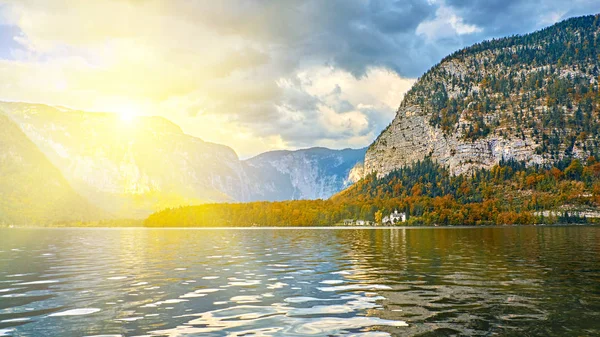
[118,111,137,124]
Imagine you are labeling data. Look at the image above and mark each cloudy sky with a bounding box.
[0,1,599,158]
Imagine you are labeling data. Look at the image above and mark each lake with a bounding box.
[0,226,599,336]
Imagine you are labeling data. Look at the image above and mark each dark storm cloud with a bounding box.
[181,0,600,78]
[171,0,437,77]
[287,0,439,77]
[447,0,595,37]
[369,0,433,33]
[170,0,600,149]
[303,0,600,77]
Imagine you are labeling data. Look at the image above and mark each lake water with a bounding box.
[0,226,599,337]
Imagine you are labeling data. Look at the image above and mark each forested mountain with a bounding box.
[145,155,600,227]
[0,113,106,225]
[366,14,600,177]
[144,15,600,227]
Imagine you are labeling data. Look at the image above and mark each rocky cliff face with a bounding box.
[364,105,543,176]
[0,102,365,218]
[243,147,366,201]
[366,15,600,177]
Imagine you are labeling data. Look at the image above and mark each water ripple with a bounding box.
[0,227,598,336]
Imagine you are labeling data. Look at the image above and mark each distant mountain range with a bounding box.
[0,102,365,222]
[243,147,366,201]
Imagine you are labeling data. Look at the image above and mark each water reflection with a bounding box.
[0,227,598,336]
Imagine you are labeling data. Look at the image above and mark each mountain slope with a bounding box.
[0,102,366,218]
[0,113,106,225]
[0,102,247,218]
[242,147,366,201]
[365,14,600,177]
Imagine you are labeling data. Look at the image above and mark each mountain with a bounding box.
[146,15,600,228]
[242,147,366,201]
[0,102,365,218]
[0,113,105,225]
[365,14,600,177]
[0,102,247,218]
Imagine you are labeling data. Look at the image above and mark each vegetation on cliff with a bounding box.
[401,14,600,157]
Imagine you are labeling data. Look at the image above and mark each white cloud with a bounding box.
[0,0,418,157]
[168,66,415,155]
[417,5,483,40]
[538,10,568,26]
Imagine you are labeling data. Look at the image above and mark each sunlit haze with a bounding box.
[0,0,599,157]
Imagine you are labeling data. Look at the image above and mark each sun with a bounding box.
[119,111,137,124]
[114,103,141,126]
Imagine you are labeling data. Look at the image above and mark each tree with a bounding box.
[565,159,584,180]
[374,210,383,224]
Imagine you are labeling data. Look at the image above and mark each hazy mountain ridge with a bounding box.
[0,112,106,225]
[365,14,600,177]
[0,102,365,219]
[242,147,367,201]
[0,102,247,218]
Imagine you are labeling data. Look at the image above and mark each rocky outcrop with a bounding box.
[345,162,365,185]
[365,106,544,176]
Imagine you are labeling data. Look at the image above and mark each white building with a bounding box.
[383,210,406,224]
[343,219,373,226]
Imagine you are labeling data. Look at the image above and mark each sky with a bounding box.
[0,1,599,158]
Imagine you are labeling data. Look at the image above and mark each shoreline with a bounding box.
[2,223,598,230]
